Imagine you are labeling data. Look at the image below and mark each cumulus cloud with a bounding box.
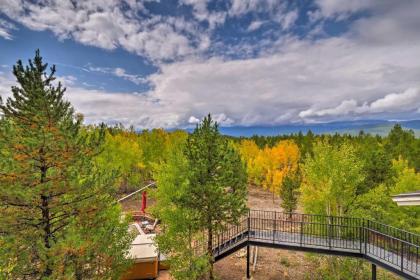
[369,88,420,112]
[1,1,420,128]
[4,29,419,129]
[0,0,208,62]
[299,88,420,119]
[299,100,359,118]
[188,116,200,124]
[142,32,420,126]
[0,72,15,101]
[0,73,179,128]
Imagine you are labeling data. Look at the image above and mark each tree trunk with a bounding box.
[40,163,52,278]
[207,223,214,280]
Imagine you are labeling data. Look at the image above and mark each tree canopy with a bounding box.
[153,114,248,279]
[0,50,132,279]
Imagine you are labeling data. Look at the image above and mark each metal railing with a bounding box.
[211,210,420,279]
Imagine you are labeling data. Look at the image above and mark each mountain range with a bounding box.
[216,120,420,137]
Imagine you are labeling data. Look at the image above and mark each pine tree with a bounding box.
[0,50,132,279]
[279,169,301,216]
[154,115,248,280]
[152,141,209,280]
[183,114,248,279]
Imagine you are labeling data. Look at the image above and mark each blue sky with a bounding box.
[0,0,419,128]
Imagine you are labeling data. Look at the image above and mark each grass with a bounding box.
[280,256,290,267]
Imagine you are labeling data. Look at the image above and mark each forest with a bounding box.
[1,51,419,279]
[99,115,420,279]
[66,114,420,279]
[98,119,420,231]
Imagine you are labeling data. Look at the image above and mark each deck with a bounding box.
[210,210,420,280]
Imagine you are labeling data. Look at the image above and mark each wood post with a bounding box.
[371,263,376,280]
[246,245,250,279]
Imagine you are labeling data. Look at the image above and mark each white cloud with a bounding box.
[212,113,234,125]
[1,1,420,128]
[180,0,226,29]
[0,28,12,40]
[247,21,264,32]
[0,74,178,128]
[315,0,375,19]
[188,116,200,124]
[88,66,148,85]
[143,31,420,126]
[299,88,420,119]
[0,72,15,101]
[275,9,298,30]
[57,75,78,86]
[65,87,180,128]
[229,0,296,30]
[369,88,419,113]
[0,0,208,62]
[0,18,16,40]
[229,0,280,17]
[299,100,359,118]
[1,30,420,128]
[113,68,147,85]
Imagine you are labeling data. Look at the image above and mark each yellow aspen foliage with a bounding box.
[237,140,300,195]
[261,141,300,195]
[96,130,146,192]
[237,140,263,184]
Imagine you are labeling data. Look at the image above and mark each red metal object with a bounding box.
[141,191,147,213]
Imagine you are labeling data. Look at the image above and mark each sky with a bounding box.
[0,0,419,129]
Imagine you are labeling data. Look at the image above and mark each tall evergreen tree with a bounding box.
[279,169,301,215]
[154,115,247,280]
[183,114,248,279]
[386,124,420,170]
[152,139,209,280]
[0,50,132,279]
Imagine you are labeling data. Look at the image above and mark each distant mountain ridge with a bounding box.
[217,120,420,137]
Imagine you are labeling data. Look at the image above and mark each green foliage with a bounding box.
[95,130,146,193]
[352,159,420,232]
[152,144,209,280]
[0,50,132,279]
[349,133,394,194]
[279,256,291,267]
[304,255,401,280]
[386,124,420,170]
[301,141,365,216]
[92,125,188,193]
[183,114,248,225]
[153,114,248,279]
[279,169,301,213]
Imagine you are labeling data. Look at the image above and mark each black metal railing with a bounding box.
[211,209,420,279]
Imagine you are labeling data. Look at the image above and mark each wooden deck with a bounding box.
[211,210,420,280]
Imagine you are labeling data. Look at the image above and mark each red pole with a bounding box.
[141,191,147,213]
